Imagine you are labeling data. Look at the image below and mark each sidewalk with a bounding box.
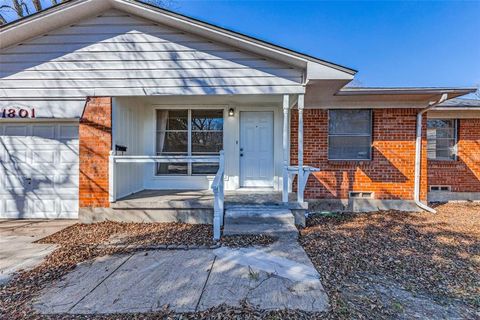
[0,220,76,284]
[34,232,329,314]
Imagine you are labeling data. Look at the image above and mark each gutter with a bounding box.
[413,93,448,213]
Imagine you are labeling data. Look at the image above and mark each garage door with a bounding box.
[0,122,79,219]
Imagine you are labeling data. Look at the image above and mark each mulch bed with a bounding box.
[37,221,216,247]
[300,202,480,319]
[221,234,277,248]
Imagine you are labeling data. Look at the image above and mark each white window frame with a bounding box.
[427,119,458,161]
[327,109,373,161]
[153,105,226,176]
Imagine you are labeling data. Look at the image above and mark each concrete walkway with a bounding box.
[34,232,329,314]
[0,220,76,284]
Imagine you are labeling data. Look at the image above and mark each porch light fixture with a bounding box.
[228,108,235,117]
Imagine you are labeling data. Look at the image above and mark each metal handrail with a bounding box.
[211,150,225,240]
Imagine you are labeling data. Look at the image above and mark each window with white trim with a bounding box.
[156,109,223,175]
[427,119,457,160]
[328,109,372,160]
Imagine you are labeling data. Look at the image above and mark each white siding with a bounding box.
[113,95,286,192]
[0,10,304,116]
[113,98,144,199]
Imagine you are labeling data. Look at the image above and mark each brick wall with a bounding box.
[79,97,112,208]
[291,108,428,200]
[428,118,480,192]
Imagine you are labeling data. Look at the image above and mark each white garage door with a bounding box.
[0,122,79,219]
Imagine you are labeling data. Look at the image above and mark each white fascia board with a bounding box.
[0,99,86,118]
[0,0,111,49]
[337,87,476,96]
[431,107,480,111]
[428,109,480,119]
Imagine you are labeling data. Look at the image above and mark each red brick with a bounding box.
[79,97,112,208]
[290,108,428,201]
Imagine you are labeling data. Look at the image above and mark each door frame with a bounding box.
[239,110,275,188]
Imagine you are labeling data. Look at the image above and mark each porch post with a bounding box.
[297,94,305,203]
[108,151,116,202]
[282,94,290,203]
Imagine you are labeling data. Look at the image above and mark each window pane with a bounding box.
[155,109,224,176]
[157,132,188,153]
[156,163,188,175]
[427,119,454,129]
[436,129,455,139]
[329,110,371,135]
[156,110,188,131]
[191,131,223,153]
[191,109,223,131]
[435,149,454,160]
[435,138,455,149]
[427,119,456,160]
[192,162,219,175]
[328,136,371,160]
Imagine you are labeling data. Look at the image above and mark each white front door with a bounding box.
[240,111,274,187]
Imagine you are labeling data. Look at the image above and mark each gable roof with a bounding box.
[0,0,356,79]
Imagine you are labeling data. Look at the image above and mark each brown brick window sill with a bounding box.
[326,160,372,167]
[428,159,462,168]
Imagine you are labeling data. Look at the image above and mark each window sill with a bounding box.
[327,159,372,166]
[152,175,216,180]
[428,158,458,163]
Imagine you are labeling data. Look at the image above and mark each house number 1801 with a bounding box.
[1,108,36,118]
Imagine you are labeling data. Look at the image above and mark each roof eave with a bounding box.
[0,0,110,50]
[336,87,477,96]
[433,106,480,111]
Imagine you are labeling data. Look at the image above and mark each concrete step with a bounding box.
[224,207,295,225]
[223,223,298,237]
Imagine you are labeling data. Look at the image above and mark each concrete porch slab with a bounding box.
[113,189,302,209]
[82,189,306,224]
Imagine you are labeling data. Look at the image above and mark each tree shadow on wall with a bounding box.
[306,147,409,199]
[0,128,77,219]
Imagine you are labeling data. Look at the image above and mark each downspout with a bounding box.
[413,93,448,213]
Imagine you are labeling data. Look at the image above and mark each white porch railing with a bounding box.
[284,165,320,203]
[108,151,225,240]
[211,150,225,240]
